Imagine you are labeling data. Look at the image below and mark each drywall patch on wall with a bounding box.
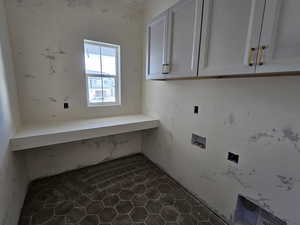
[21,131,142,180]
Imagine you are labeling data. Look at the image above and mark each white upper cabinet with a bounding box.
[146,10,169,80]
[166,0,203,78]
[146,0,300,80]
[198,0,265,76]
[256,0,300,73]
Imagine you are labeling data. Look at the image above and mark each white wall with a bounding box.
[0,0,29,224]
[20,131,142,181]
[5,0,144,125]
[3,0,145,185]
[142,1,300,225]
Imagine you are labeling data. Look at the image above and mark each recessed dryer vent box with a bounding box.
[234,195,286,225]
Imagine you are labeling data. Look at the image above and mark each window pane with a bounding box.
[84,42,101,74]
[88,77,116,104]
[102,77,116,102]
[101,46,117,76]
[88,77,103,104]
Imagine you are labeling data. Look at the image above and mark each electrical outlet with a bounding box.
[228,152,239,164]
[191,134,206,149]
[64,102,69,109]
[194,106,199,114]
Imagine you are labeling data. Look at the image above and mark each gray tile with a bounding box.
[66,207,85,223]
[55,201,74,215]
[146,200,162,214]
[103,195,119,207]
[161,206,179,222]
[119,189,134,200]
[179,216,197,225]
[19,154,227,225]
[175,201,191,214]
[44,216,66,225]
[80,215,99,225]
[113,215,132,225]
[99,208,117,222]
[145,215,165,225]
[87,202,104,214]
[32,208,54,225]
[131,207,148,222]
[116,201,133,214]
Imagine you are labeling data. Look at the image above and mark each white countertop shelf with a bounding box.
[10,114,159,151]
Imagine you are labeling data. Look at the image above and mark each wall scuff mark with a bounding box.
[282,128,300,151]
[24,74,36,79]
[249,132,274,143]
[248,194,273,213]
[41,48,66,76]
[276,175,300,191]
[48,97,57,103]
[66,0,93,8]
[224,113,235,126]
[249,128,300,152]
[222,166,252,189]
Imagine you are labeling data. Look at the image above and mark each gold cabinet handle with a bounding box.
[258,45,268,66]
[248,47,256,66]
[162,64,170,74]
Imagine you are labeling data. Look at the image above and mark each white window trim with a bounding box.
[84,39,121,107]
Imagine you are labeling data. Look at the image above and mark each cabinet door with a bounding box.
[198,0,265,76]
[166,0,203,78]
[256,0,300,73]
[146,11,169,80]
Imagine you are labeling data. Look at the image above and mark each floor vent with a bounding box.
[234,195,286,225]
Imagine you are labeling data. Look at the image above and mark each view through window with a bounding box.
[84,40,120,106]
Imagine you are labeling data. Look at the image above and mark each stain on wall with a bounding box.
[249,127,300,152]
[249,132,275,142]
[222,166,252,189]
[282,128,300,151]
[40,48,66,76]
[24,74,35,79]
[224,113,236,126]
[276,175,300,191]
[48,97,57,103]
[66,0,93,8]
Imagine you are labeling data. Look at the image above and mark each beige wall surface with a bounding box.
[142,1,300,225]
[5,0,144,125]
[0,0,29,224]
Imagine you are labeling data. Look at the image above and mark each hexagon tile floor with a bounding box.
[19,154,227,225]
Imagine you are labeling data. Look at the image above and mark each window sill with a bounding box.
[88,102,121,107]
[10,114,159,151]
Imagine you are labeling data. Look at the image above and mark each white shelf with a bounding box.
[10,115,159,151]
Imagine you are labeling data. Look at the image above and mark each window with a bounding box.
[84,40,121,106]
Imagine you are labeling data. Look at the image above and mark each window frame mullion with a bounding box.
[84,39,121,107]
